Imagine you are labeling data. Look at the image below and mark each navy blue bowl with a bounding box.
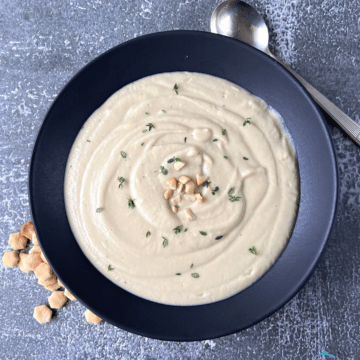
[29,31,337,341]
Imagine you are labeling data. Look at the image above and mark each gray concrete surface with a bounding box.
[0,0,359,359]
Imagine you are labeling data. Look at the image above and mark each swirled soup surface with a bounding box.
[64,72,299,305]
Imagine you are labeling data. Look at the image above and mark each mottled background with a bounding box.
[0,0,359,359]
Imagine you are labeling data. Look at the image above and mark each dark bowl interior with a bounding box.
[29,30,337,341]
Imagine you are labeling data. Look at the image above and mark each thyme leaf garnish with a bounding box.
[228,188,240,201]
[145,112,150,115]
[146,231,151,237]
[249,246,257,255]
[146,123,154,131]
[213,139,218,142]
[176,273,181,276]
[160,166,168,175]
[173,225,182,234]
[190,263,194,268]
[173,83,179,95]
[224,156,229,160]
[184,228,188,232]
[243,157,249,160]
[120,151,127,158]
[211,186,219,195]
[202,180,211,188]
[96,208,103,213]
[243,118,251,126]
[222,129,227,135]
[191,273,200,278]
[215,235,223,240]
[108,265,114,271]
[167,156,182,163]
[162,109,166,113]
[128,199,135,208]
[199,231,207,236]
[229,195,241,202]
[141,142,144,146]
[118,177,125,188]
[162,237,168,247]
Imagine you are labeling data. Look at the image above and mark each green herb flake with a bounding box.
[243,118,251,126]
[142,129,147,133]
[215,235,224,240]
[249,246,257,255]
[146,123,154,131]
[222,129,227,135]
[175,205,180,209]
[224,156,229,160]
[87,140,91,142]
[173,83,179,95]
[202,180,211,188]
[190,263,194,268]
[191,273,200,278]
[173,225,182,234]
[118,177,125,188]
[229,195,241,202]
[145,112,150,115]
[199,231,207,236]
[176,273,181,276]
[162,109,166,113]
[162,237,168,247]
[120,151,127,158]
[228,188,241,202]
[128,199,135,209]
[146,231,151,237]
[211,186,219,195]
[108,265,114,271]
[184,228,188,232]
[213,139,218,142]
[167,156,182,163]
[96,207,103,213]
[243,157,249,160]
[160,166,168,175]
[141,142,144,146]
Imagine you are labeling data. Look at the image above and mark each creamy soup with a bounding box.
[64,72,299,305]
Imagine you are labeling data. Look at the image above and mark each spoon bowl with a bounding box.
[211,0,269,53]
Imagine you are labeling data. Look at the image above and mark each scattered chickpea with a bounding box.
[8,232,27,250]
[33,305,52,324]
[85,309,102,325]
[195,193,205,204]
[2,251,19,268]
[196,174,208,186]
[171,194,182,206]
[166,177,177,190]
[185,181,196,194]
[174,161,186,171]
[164,189,174,200]
[185,208,196,221]
[178,176,191,184]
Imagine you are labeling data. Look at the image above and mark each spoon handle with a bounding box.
[275,57,360,146]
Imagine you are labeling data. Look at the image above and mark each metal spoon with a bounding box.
[211,0,360,146]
